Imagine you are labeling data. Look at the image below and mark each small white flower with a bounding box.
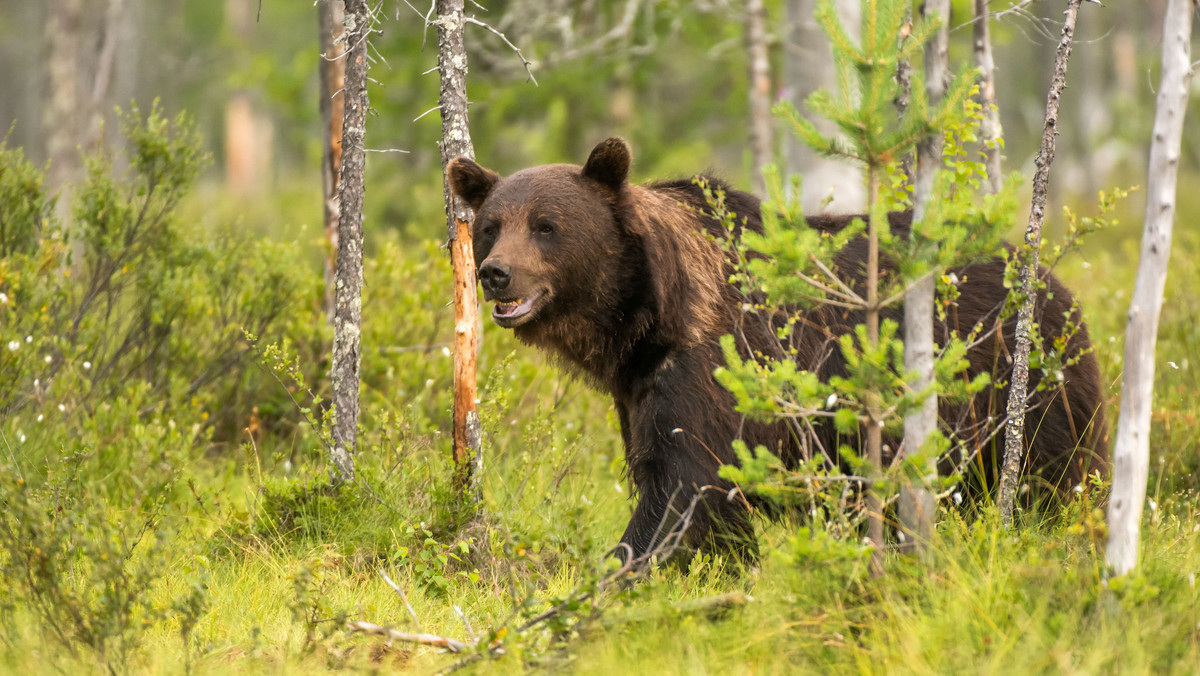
[0,292,7,304]
[284,459,293,473]
[952,491,963,506]
[825,393,837,408]
[36,414,44,422]
[57,404,66,413]
[44,355,52,364]
[1168,361,1179,370]
[25,335,32,343]
[7,341,18,351]
[948,272,959,285]
[19,434,26,443]
[1073,483,1084,494]
[1148,498,1158,512]
[614,481,624,493]
[897,530,907,543]
[33,379,39,387]
[1081,261,1091,269]
[861,536,873,545]
[473,398,480,405]
[442,346,451,357]
[424,378,434,387]
[83,361,92,370]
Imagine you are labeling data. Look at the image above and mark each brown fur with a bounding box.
[447,138,1108,562]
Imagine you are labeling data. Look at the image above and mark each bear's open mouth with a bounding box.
[492,290,546,326]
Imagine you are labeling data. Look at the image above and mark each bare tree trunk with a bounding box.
[997,0,1084,526]
[43,0,84,195]
[85,0,124,150]
[1107,0,1193,578]
[746,0,772,197]
[318,0,347,324]
[437,0,483,501]
[898,0,949,555]
[329,0,372,485]
[225,0,273,194]
[973,0,1003,195]
[782,0,864,213]
[866,167,884,578]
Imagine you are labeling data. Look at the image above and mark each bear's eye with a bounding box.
[480,221,498,239]
[535,221,556,236]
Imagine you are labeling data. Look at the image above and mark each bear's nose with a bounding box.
[478,260,512,295]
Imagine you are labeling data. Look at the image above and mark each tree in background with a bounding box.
[1107,0,1194,577]
[328,0,375,484]
[781,0,865,213]
[317,0,346,323]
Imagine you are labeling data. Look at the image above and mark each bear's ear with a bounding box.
[582,138,631,190]
[446,157,500,211]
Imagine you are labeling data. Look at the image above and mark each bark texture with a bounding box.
[1106,0,1193,577]
[329,0,371,484]
[899,0,949,554]
[998,0,1084,525]
[437,0,483,498]
[973,0,1003,195]
[866,169,884,578]
[746,0,772,197]
[319,0,347,323]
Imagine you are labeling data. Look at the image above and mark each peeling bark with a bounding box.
[437,0,483,500]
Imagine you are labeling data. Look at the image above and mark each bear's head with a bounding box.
[447,138,726,373]
[446,138,642,332]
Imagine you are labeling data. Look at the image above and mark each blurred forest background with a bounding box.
[3,0,1188,232]
[3,1,1200,674]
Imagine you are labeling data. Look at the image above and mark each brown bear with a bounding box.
[447,138,1108,563]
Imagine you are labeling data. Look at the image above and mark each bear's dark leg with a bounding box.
[614,348,758,565]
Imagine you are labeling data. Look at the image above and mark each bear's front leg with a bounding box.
[613,359,757,565]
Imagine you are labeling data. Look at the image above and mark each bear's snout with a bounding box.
[478,260,513,296]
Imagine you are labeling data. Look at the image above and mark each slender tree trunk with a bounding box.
[746,0,772,196]
[973,0,1003,195]
[318,0,347,324]
[1107,0,1193,578]
[43,0,84,195]
[997,0,1084,526]
[329,0,371,485]
[866,166,884,578]
[898,0,949,555]
[437,0,483,501]
[225,0,272,194]
[783,0,864,213]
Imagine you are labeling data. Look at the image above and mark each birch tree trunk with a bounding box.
[746,0,772,197]
[329,0,371,485]
[997,0,1084,526]
[1106,0,1193,578]
[318,0,347,324]
[437,0,483,500]
[898,0,949,555]
[973,0,1003,195]
[782,0,864,213]
[43,0,83,195]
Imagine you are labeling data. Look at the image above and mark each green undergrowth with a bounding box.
[4,109,1200,674]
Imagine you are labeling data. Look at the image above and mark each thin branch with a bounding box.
[464,16,538,85]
